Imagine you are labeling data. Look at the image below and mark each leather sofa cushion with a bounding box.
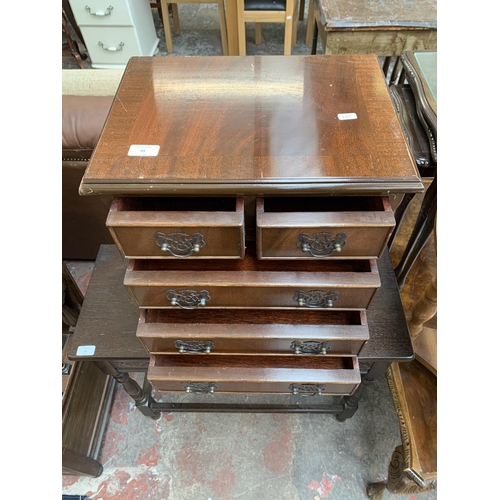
[62,95,114,151]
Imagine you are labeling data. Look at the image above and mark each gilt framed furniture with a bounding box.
[392,51,437,289]
[72,55,423,420]
[67,0,159,68]
[308,0,436,83]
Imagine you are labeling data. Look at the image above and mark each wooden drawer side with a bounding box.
[107,197,245,259]
[148,355,361,395]
[124,256,380,310]
[137,309,369,355]
[256,196,395,259]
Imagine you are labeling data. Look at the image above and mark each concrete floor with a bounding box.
[62,8,438,499]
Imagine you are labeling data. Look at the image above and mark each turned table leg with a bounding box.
[337,362,389,421]
[94,361,161,420]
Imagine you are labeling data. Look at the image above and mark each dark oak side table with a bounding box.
[68,244,414,419]
[72,55,422,421]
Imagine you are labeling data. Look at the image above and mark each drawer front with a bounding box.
[70,0,134,26]
[80,27,141,65]
[107,198,245,259]
[124,257,380,310]
[256,196,395,259]
[137,309,369,355]
[148,355,361,396]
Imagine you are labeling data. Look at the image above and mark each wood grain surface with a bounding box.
[80,55,422,196]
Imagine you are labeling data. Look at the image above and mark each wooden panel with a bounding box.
[322,30,437,58]
[388,361,437,483]
[148,354,360,395]
[107,197,245,258]
[80,55,423,196]
[124,253,380,309]
[315,0,436,29]
[137,308,369,355]
[257,196,395,259]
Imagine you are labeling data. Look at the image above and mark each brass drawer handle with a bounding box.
[174,340,215,354]
[291,341,331,355]
[290,383,325,396]
[182,382,217,394]
[293,290,339,308]
[85,5,113,16]
[166,290,211,309]
[297,232,347,257]
[155,232,206,258]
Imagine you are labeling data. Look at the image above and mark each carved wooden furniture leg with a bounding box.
[408,275,437,339]
[367,445,437,498]
[394,176,437,290]
[337,362,389,421]
[94,361,161,419]
[367,361,437,497]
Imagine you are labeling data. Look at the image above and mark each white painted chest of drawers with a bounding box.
[68,0,159,68]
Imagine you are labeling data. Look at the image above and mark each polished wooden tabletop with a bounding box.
[80,55,423,196]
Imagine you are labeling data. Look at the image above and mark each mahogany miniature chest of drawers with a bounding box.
[79,55,422,401]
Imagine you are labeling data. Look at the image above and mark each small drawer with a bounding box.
[107,197,245,259]
[124,252,380,310]
[70,0,134,26]
[137,309,369,356]
[147,354,361,396]
[256,196,395,259]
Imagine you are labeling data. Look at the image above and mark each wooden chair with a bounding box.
[62,10,87,69]
[236,0,299,55]
[159,0,228,54]
[366,360,437,498]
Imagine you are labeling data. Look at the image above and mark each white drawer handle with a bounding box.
[297,232,347,257]
[85,5,113,16]
[98,41,124,52]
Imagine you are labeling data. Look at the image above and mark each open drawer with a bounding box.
[124,251,380,310]
[137,309,369,356]
[147,354,361,396]
[106,197,245,259]
[256,196,395,259]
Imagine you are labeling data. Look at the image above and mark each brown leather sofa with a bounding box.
[62,70,123,260]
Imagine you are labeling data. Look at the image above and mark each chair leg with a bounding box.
[283,1,294,54]
[171,4,180,34]
[292,0,299,46]
[236,0,247,55]
[160,0,174,52]
[305,0,315,44]
[255,23,262,44]
[299,0,305,20]
[217,0,229,55]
